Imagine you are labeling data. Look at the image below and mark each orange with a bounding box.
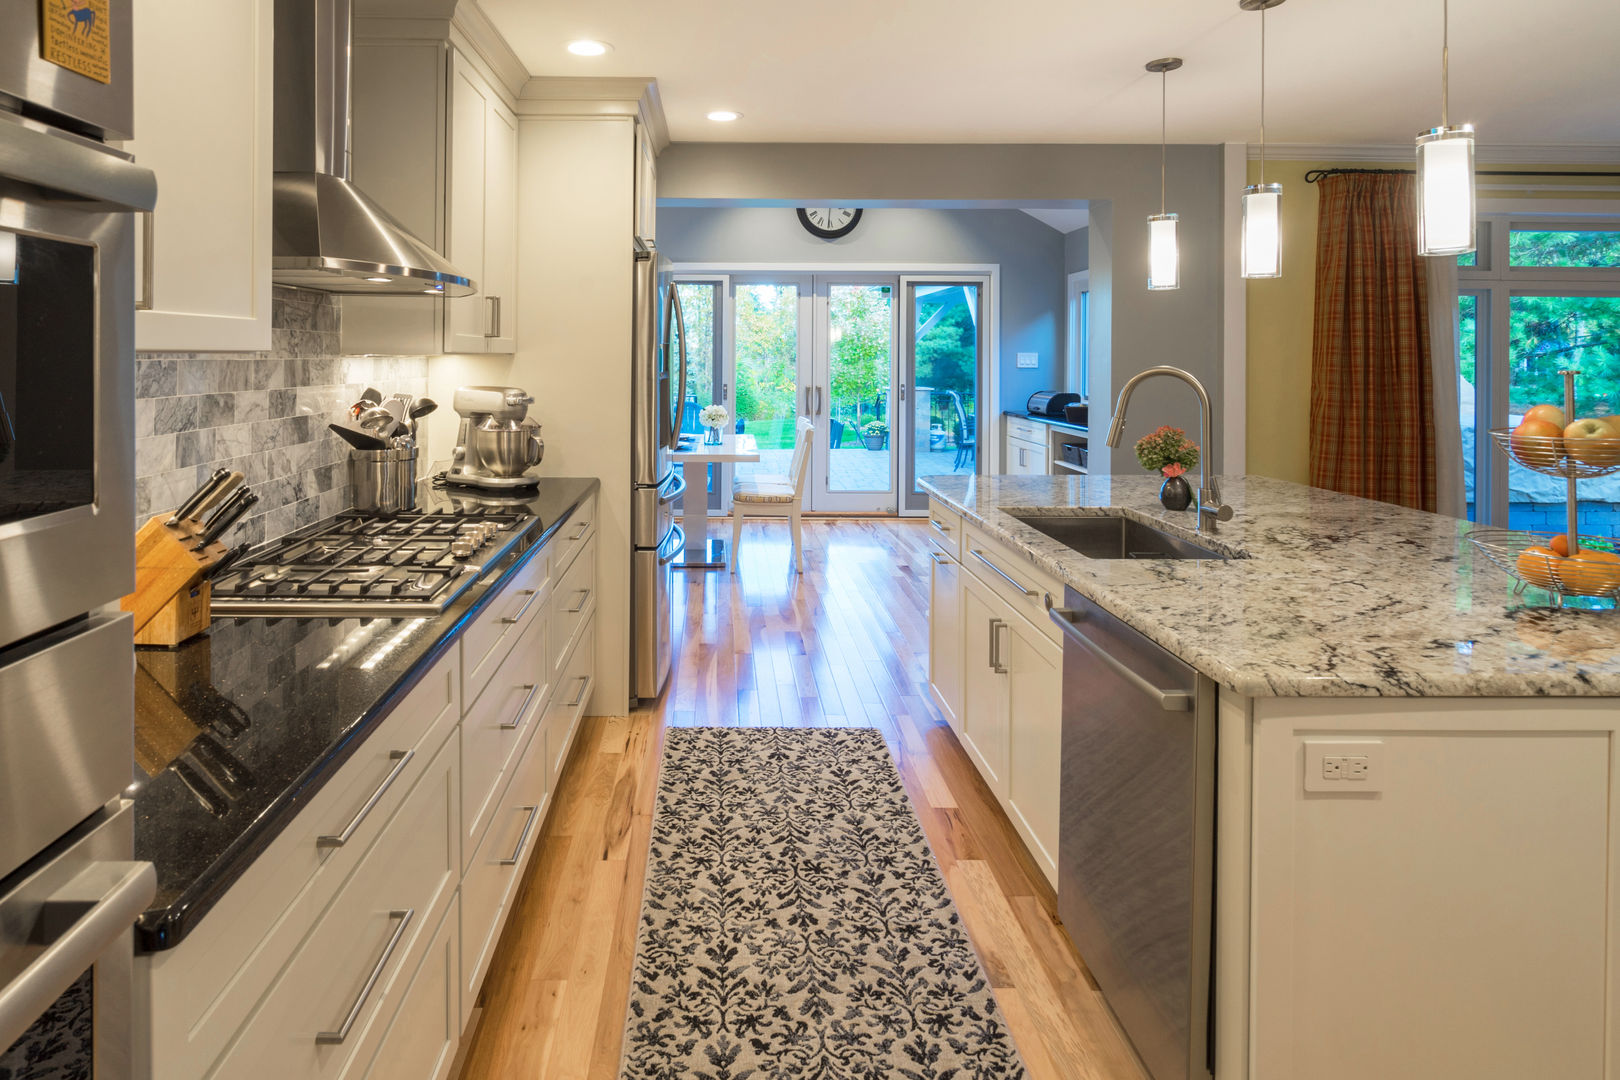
[1555,550,1620,597]
[1515,546,1561,589]
[1550,533,1570,557]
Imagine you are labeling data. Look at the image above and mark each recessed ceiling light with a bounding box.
[706,110,741,123]
[567,39,611,56]
[365,276,391,283]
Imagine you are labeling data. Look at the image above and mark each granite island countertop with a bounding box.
[129,476,598,950]
[920,473,1620,698]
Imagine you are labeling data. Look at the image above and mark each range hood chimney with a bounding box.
[271,0,474,295]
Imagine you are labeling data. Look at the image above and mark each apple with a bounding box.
[1562,417,1620,468]
[1522,403,1567,428]
[1509,418,1564,467]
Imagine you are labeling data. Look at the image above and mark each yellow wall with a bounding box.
[1243,159,1620,484]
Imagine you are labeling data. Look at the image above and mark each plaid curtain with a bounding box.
[1309,173,1437,512]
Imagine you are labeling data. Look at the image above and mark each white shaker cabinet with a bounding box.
[445,53,517,354]
[127,0,273,352]
[927,548,962,733]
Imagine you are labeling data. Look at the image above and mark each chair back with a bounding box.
[788,416,815,497]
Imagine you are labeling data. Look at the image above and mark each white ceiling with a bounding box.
[480,0,1620,149]
[1021,208,1090,233]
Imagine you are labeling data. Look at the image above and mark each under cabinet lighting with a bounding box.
[567,40,611,56]
[365,276,391,283]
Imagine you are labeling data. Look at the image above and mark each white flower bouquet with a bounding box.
[699,404,729,428]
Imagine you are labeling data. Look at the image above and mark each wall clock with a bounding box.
[797,207,862,240]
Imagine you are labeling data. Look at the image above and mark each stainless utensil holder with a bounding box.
[348,447,418,513]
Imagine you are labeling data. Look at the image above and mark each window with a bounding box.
[1066,271,1090,398]
[1460,218,1620,535]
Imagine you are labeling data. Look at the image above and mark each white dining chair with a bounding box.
[730,416,815,574]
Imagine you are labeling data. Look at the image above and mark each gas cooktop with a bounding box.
[210,505,535,616]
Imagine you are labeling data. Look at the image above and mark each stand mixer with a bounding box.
[445,386,544,490]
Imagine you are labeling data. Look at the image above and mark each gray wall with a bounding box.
[657,143,1226,475]
[656,207,1067,411]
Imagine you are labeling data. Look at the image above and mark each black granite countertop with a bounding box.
[129,477,599,951]
[1002,409,1088,434]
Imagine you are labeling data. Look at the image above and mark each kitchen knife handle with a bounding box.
[167,467,232,527]
[188,470,245,525]
[195,490,257,550]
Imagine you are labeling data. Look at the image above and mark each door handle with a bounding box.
[816,386,825,416]
[1048,607,1193,711]
[804,386,813,416]
[318,750,414,847]
[315,909,414,1044]
[0,860,154,1051]
[666,288,688,450]
[569,521,591,541]
[485,295,501,338]
[988,617,1007,674]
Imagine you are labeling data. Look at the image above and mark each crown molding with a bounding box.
[451,0,530,101]
[1249,142,1620,165]
[516,77,664,129]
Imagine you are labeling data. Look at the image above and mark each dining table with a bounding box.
[669,431,760,569]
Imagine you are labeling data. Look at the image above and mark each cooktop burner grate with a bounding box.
[210,506,535,616]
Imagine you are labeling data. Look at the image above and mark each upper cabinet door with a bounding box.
[444,57,490,355]
[128,0,272,352]
[481,101,517,354]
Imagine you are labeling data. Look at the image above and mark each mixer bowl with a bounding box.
[472,420,543,477]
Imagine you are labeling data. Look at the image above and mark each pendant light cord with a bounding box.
[1441,0,1449,127]
[1259,1,1267,186]
[1160,70,1167,214]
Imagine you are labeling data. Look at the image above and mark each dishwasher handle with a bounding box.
[1048,606,1192,712]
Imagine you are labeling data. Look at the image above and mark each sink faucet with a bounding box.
[1105,365,1234,533]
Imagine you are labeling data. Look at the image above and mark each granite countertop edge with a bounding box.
[134,477,599,951]
[920,474,1620,699]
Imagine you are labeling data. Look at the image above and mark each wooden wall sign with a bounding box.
[40,0,111,84]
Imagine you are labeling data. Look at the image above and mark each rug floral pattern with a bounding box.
[621,727,1027,1080]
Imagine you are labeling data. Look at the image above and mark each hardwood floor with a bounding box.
[454,517,1150,1080]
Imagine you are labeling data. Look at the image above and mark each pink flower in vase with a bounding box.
[1161,463,1188,479]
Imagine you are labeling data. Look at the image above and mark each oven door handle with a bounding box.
[0,860,156,1052]
[0,121,156,210]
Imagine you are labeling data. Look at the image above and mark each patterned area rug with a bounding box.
[621,727,1028,1080]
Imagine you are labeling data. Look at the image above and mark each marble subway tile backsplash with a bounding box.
[135,287,428,547]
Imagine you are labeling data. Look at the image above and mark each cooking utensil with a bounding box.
[408,397,437,421]
[357,406,400,437]
[362,387,382,405]
[167,468,238,527]
[195,489,258,550]
[329,422,391,450]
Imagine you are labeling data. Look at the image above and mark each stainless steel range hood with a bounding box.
[271,0,474,296]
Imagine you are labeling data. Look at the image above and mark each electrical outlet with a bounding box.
[1303,740,1385,793]
[1016,352,1038,369]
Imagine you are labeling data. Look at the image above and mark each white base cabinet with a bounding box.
[931,500,1062,886]
[135,498,597,1080]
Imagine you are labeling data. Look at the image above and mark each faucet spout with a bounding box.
[1106,365,1233,533]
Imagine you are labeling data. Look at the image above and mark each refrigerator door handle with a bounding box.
[658,525,686,565]
[659,470,688,505]
[666,285,688,450]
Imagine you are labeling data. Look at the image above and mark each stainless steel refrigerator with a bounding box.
[630,244,687,703]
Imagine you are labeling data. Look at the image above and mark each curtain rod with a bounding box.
[1304,167,1620,183]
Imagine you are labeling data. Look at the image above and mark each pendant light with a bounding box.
[1416,0,1476,255]
[1146,57,1183,291]
[1239,0,1285,279]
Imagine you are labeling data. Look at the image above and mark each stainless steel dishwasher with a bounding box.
[1048,588,1216,1080]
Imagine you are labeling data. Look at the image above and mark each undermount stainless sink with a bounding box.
[1008,512,1231,561]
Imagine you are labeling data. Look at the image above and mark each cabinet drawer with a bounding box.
[962,524,1064,646]
[551,494,597,581]
[460,696,551,1018]
[461,612,548,868]
[360,896,459,1080]
[927,501,962,560]
[463,545,551,713]
[545,613,595,792]
[141,653,459,1080]
[545,534,596,682]
[1006,416,1044,444]
[208,732,459,1080]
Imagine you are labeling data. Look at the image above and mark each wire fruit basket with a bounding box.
[1469,370,1620,608]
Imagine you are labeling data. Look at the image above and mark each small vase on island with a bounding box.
[1159,473,1193,511]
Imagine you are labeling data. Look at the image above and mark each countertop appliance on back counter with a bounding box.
[444,385,545,490]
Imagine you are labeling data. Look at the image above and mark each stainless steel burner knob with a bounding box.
[481,522,500,544]
[450,537,476,558]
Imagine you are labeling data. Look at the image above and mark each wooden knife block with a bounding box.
[122,514,226,648]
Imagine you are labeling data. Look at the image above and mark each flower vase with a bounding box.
[704,425,723,445]
[1159,473,1193,511]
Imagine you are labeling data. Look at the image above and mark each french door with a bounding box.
[813,276,900,512]
[900,277,988,514]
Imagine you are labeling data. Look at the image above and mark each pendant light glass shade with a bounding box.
[1241,183,1282,279]
[1148,213,1180,290]
[1416,126,1475,254]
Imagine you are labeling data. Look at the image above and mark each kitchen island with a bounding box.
[920,472,1620,1080]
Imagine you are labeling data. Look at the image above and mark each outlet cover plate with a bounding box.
[1016,352,1038,369]
[1303,739,1385,794]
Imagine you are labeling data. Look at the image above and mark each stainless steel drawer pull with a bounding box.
[1048,607,1192,711]
[502,587,541,625]
[500,805,542,866]
[315,908,414,1045]
[501,684,541,731]
[929,551,951,564]
[569,521,591,541]
[485,295,502,339]
[566,588,591,614]
[318,750,414,848]
[971,549,1038,597]
[930,519,951,535]
[988,617,1007,674]
[566,674,592,709]
[135,210,155,311]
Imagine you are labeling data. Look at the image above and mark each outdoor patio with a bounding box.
[737,445,967,491]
